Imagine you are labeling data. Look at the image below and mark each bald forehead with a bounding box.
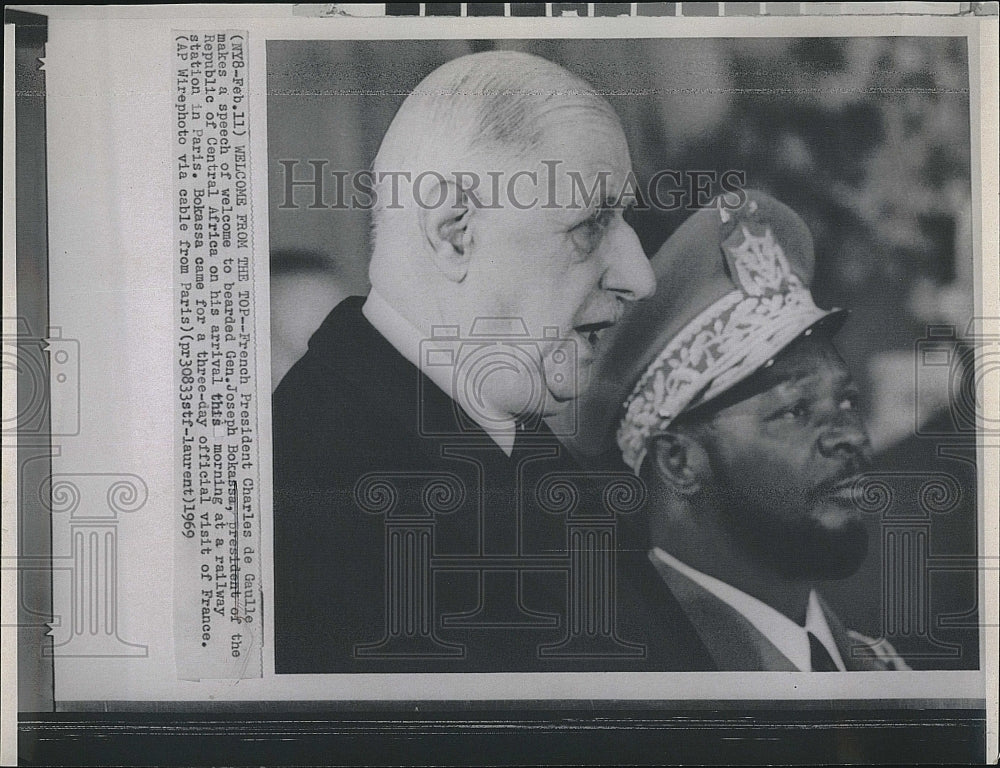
[478,79,620,157]
[375,52,622,170]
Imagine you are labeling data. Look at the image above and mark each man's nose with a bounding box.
[601,222,656,301]
[817,416,870,461]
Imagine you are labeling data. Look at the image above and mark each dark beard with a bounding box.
[695,433,870,582]
[722,492,870,581]
[753,506,866,580]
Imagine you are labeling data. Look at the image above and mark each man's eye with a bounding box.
[781,401,810,420]
[571,209,614,253]
[839,393,859,411]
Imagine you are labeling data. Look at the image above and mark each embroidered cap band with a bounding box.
[564,190,847,474]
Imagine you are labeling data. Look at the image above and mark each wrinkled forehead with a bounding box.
[533,103,631,168]
[728,335,854,411]
[764,334,851,386]
[520,109,633,206]
[684,334,852,425]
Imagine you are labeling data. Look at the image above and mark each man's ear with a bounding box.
[418,178,473,283]
[649,430,711,495]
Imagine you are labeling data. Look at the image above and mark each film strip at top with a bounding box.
[304,3,996,18]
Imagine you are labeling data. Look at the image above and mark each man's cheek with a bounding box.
[727,449,783,484]
[740,461,804,505]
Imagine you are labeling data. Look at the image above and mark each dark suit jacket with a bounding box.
[649,553,908,671]
[272,296,717,673]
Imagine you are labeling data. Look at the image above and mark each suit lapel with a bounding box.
[816,593,886,671]
[648,555,800,671]
[615,551,718,671]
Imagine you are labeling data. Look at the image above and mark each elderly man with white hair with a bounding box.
[272,51,656,673]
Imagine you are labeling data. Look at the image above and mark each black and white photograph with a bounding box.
[268,36,980,676]
[4,5,998,766]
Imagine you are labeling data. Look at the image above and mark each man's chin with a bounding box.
[812,496,866,531]
[789,518,869,580]
[539,388,577,420]
[752,511,870,582]
[543,368,590,408]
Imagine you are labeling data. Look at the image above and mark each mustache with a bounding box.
[808,457,872,502]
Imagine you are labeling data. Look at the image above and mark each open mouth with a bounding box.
[574,320,615,348]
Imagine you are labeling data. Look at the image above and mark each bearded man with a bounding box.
[570,190,909,671]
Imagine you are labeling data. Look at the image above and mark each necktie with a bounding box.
[808,631,839,672]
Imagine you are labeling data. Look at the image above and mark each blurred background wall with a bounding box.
[267,37,979,669]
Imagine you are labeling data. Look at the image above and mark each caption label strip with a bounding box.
[172,30,261,679]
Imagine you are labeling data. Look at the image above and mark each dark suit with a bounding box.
[649,554,908,671]
[273,296,716,673]
[272,297,906,674]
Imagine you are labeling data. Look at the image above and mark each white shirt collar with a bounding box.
[362,289,517,455]
[651,547,846,672]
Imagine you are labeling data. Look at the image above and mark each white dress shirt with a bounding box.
[362,289,518,454]
[651,547,846,672]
